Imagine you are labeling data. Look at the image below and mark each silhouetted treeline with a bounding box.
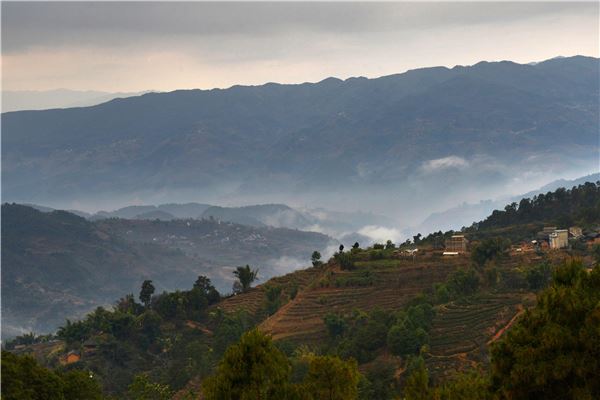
[475,182,600,230]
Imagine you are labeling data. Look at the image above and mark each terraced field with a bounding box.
[215,265,324,317]
[260,256,468,342]
[426,292,533,381]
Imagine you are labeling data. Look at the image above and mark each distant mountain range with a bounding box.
[3,56,598,221]
[2,89,153,112]
[26,202,394,244]
[1,204,332,337]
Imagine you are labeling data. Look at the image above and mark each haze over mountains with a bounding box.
[1,203,333,336]
[3,56,598,226]
[1,89,152,112]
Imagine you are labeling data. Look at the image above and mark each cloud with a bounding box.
[1,2,597,91]
[357,225,404,244]
[421,156,470,173]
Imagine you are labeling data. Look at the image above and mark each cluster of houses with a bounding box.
[400,226,600,258]
[531,226,600,250]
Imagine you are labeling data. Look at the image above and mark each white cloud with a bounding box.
[421,156,469,173]
[358,225,404,244]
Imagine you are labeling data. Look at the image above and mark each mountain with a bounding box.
[1,89,152,112]
[416,172,600,235]
[6,184,599,397]
[3,56,598,221]
[91,203,212,220]
[201,204,312,228]
[1,204,333,337]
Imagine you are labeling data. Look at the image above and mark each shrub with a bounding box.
[448,268,480,297]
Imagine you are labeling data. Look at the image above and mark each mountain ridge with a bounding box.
[3,56,598,221]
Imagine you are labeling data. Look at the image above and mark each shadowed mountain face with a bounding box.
[2,56,598,220]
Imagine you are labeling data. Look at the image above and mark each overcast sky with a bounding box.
[2,2,598,92]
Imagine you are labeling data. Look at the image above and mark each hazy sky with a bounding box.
[2,2,598,92]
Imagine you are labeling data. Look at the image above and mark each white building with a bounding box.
[549,229,569,249]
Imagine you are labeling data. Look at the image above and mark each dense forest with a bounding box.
[474,182,600,230]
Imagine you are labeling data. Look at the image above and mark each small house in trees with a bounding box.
[569,227,583,239]
[549,229,569,249]
[63,350,81,364]
[445,235,468,253]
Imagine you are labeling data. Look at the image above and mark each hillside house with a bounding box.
[549,229,569,249]
[445,235,468,253]
[569,226,583,239]
[63,350,81,364]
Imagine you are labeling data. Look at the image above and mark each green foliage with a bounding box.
[325,309,393,363]
[127,374,173,400]
[592,244,600,264]
[311,251,323,267]
[202,329,291,400]
[233,265,259,292]
[212,310,255,355]
[476,182,600,230]
[324,313,348,338]
[525,261,552,290]
[385,240,396,250]
[490,259,600,399]
[447,268,480,297]
[304,355,360,400]
[433,283,450,303]
[336,252,355,270]
[333,270,374,288]
[387,324,428,356]
[433,370,491,400]
[402,356,430,400]
[139,280,155,308]
[359,360,397,400]
[1,351,103,400]
[265,284,283,315]
[387,303,434,357]
[194,275,221,304]
[471,238,510,267]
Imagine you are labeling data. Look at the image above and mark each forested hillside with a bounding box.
[1,204,332,337]
[476,181,600,230]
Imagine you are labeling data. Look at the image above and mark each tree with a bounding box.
[387,323,428,356]
[413,234,422,245]
[471,238,510,267]
[352,242,360,249]
[61,370,104,400]
[311,251,322,267]
[1,351,103,400]
[194,275,221,304]
[385,240,395,250]
[127,374,173,400]
[490,259,600,399]
[304,355,361,400]
[202,329,291,400]
[324,313,348,338]
[448,268,480,297]
[403,357,429,400]
[139,280,155,308]
[339,244,345,253]
[433,370,491,400]
[233,265,258,292]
